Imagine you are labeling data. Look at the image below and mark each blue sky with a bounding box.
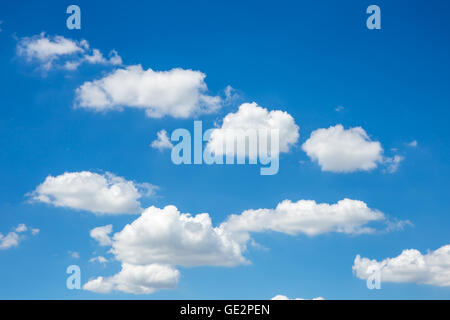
[0,0,449,299]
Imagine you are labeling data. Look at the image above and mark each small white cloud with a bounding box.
[31,228,40,235]
[83,263,179,294]
[335,105,344,112]
[151,130,173,151]
[383,155,404,174]
[0,232,19,250]
[353,244,450,287]
[69,251,80,259]
[75,65,221,118]
[224,85,239,105]
[408,140,418,147]
[107,50,122,65]
[0,224,39,250]
[16,33,122,71]
[29,171,156,215]
[302,124,383,173]
[89,256,109,264]
[271,294,324,300]
[83,48,122,66]
[15,224,28,233]
[17,33,82,65]
[90,225,113,246]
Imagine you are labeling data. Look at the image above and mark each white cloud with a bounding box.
[353,244,450,287]
[15,224,28,233]
[29,171,156,215]
[151,130,173,151]
[69,251,80,259]
[75,65,221,118]
[89,256,109,264]
[17,33,82,63]
[111,205,248,267]
[384,155,404,174]
[222,198,386,237]
[206,102,299,157]
[0,224,39,250]
[17,33,122,71]
[224,85,239,105]
[408,140,418,147]
[271,294,324,300]
[0,232,19,250]
[90,224,113,246]
[84,49,122,66]
[83,263,179,294]
[302,124,383,173]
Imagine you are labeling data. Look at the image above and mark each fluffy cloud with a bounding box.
[29,171,156,215]
[83,263,179,294]
[271,295,324,300]
[353,244,450,287]
[75,65,221,118]
[0,224,39,250]
[90,224,113,246]
[302,125,383,173]
[17,33,121,71]
[111,205,247,267]
[84,205,246,294]
[86,198,402,294]
[151,130,173,151]
[222,198,386,237]
[206,102,299,157]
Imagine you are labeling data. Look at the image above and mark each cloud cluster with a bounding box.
[29,171,156,215]
[110,205,248,267]
[16,33,122,71]
[353,244,450,287]
[0,224,39,250]
[206,102,299,157]
[75,65,221,118]
[84,205,245,294]
[84,198,400,294]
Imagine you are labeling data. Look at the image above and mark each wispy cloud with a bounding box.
[16,33,122,71]
[0,224,39,250]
